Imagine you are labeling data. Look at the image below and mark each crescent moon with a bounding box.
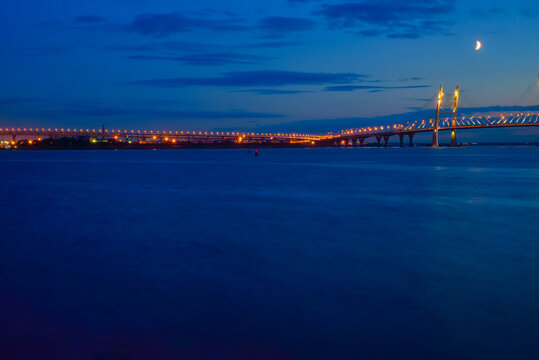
[475,41,482,51]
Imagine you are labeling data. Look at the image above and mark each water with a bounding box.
[1,147,538,359]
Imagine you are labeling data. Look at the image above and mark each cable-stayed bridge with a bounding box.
[330,73,539,146]
[331,111,538,147]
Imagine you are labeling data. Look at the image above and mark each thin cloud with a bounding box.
[105,41,297,56]
[470,8,504,18]
[129,13,248,37]
[126,13,315,38]
[75,15,107,23]
[315,0,455,38]
[235,89,311,95]
[288,0,317,3]
[243,41,301,48]
[129,70,367,88]
[129,53,269,66]
[105,40,223,53]
[398,77,422,82]
[324,85,431,92]
[258,16,316,37]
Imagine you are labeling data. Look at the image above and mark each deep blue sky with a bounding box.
[0,0,538,133]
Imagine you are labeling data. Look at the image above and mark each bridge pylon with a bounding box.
[432,83,460,147]
[432,84,443,147]
[450,84,460,147]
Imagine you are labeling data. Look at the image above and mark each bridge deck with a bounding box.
[1,112,538,146]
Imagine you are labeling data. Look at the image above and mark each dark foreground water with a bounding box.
[1,147,538,360]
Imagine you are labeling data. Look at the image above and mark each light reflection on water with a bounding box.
[1,147,538,359]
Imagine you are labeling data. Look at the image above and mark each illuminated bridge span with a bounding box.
[332,111,539,147]
[2,110,537,148]
[0,127,320,145]
[2,79,539,148]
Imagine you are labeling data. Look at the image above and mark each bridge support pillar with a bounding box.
[450,129,457,147]
[383,135,390,147]
[399,133,404,147]
[359,138,364,146]
[408,133,415,147]
[432,129,439,147]
[11,134,16,142]
[376,136,382,146]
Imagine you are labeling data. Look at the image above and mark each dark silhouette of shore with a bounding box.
[2,137,537,150]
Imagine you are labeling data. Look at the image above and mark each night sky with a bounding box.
[1,0,538,133]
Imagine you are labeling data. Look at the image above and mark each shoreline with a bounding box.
[2,142,538,150]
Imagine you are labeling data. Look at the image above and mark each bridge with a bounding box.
[0,126,320,146]
[331,110,539,147]
[1,109,538,148]
[2,76,539,149]
[327,79,539,147]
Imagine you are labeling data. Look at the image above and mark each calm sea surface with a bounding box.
[1,147,539,359]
